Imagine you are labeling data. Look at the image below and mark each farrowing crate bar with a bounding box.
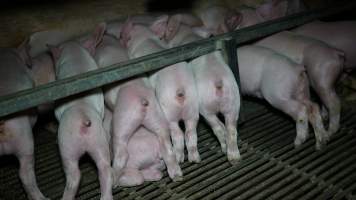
[0,2,355,118]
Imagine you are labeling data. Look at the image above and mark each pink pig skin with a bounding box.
[103,108,164,187]
[293,20,356,71]
[256,31,344,136]
[163,16,241,164]
[96,18,183,184]
[0,46,49,200]
[237,45,327,149]
[49,24,113,200]
[119,15,203,164]
[195,0,306,35]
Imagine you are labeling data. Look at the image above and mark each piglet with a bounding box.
[196,0,306,35]
[256,31,344,137]
[163,16,241,164]
[119,16,201,163]
[196,6,242,35]
[237,45,324,148]
[48,23,113,200]
[95,18,183,184]
[103,108,164,186]
[0,43,49,200]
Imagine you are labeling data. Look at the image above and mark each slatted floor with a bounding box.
[1,99,356,200]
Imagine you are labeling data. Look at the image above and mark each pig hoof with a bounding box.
[228,154,242,165]
[188,153,201,163]
[100,196,113,200]
[176,154,185,163]
[294,138,304,148]
[315,143,322,151]
[220,145,227,154]
[315,140,327,151]
[229,158,241,166]
[168,167,183,181]
[172,175,184,182]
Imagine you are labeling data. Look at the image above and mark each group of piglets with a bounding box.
[0,0,355,199]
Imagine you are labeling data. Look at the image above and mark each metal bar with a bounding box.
[0,2,355,117]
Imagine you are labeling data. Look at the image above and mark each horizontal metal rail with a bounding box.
[0,2,355,118]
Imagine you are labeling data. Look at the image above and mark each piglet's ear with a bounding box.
[256,0,288,20]
[82,22,107,56]
[47,44,63,63]
[150,15,169,39]
[17,38,32,68]
[120,18,134,48]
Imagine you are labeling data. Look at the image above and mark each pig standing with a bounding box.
[103,108,164,186]
[94,28,165,184]
[123,15,200,162]
[237,45,326,148]
[293,20,356,71]
[256,31,345,136]
[119,15,201,163]
[94,20,183,184]
[48,24,113,200]
[0,45,49,200]
[163,16,241,164]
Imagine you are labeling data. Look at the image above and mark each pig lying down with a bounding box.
[163,15,241,164]
[256,31,345,137]
[48,24,113,200]
[237,45,327,149]
[0,44,49,200]
[195,0,306,35]
[103,109,164,186]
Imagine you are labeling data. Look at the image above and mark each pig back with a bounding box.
[94,35,129,68]
[54,42,104,120]
[55,42,98,78]
[0,48,34,96]
[237,45,302,97]
[29,30,77,58]
[294,20,356,69]
[256,31,319,64]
